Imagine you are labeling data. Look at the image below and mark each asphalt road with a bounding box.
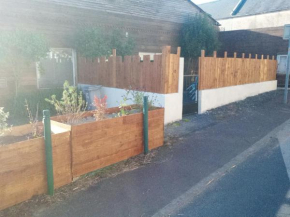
[34,91,290,217]
[172,140,290,217]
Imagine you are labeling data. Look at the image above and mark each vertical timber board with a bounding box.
[132,55,140,90]
[154,55,162,93]
[116,56,122,88]
[124,56,131,89]
[143,55,151,92]
[162,46,171,93]
[173,54,180,93]
[112,55,117,88]
[168,54,174,93]
[100,57,106,86]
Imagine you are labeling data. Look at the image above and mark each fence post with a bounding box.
[43,110,54,196]
[143,96,149,155]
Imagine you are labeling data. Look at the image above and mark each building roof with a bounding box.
[199,0,290,20]
[33,0,218,24]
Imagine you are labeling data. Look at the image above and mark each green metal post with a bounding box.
[43,110,54,196]
[143,96,149,155]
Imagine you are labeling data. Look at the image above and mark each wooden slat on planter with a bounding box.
[0,131,72,210]
[70,108,164,178]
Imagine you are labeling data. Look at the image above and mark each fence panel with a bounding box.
[199,51,277,90]
[78,46,180,94]
[0,130,72,210]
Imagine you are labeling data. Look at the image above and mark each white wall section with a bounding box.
[219,10,290,31]
[79,58,184,125]
[198,80,277,114]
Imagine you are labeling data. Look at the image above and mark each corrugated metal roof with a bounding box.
[199,0,290,20]
[32,0,209,23]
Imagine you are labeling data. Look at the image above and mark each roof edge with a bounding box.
[187,0,221,26]
[218,8,290,20]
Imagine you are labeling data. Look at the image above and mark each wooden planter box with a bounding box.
[0,107,164,210]
[0,123,72,211]
[53,107,165,178]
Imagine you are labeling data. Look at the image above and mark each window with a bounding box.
[37,48,77,89]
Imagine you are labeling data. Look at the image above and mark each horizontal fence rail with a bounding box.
[78,46,181,94]
[199,50,277,90]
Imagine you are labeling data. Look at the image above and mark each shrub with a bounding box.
[93,95,107,121]
[0,30,49,96]
[5,88,63,126]
[179,14,220,59]
[0,108,10,136]
[73,27,135,58]
[123,89,158,111]
[46,81,87,124]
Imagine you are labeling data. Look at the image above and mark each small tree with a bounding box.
[180,15,220,59]
[110,29,135,56]
[73,28,110,59]
[73,27,135,58]
[0,30,49,96]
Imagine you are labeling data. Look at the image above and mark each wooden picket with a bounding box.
[199,50,277,90]
[78,46,180,94]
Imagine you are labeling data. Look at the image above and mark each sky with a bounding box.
[191,0,217,5]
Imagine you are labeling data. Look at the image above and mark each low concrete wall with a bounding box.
[79,58,184,125]
[198,80,277,114]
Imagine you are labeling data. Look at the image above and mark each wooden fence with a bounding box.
[0,124,72,210]
[199,51,277,90]
[78,46,181,94]
[0,107,164,211]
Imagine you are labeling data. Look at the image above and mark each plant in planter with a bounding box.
[122,89,158,112]
[25,100,42,138]
[93,95,108,121]
[46,81,87,124]
[0,108,10,136]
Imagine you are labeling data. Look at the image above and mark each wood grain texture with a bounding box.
[199,51,277,90]
[78,47,180,94]
[0,132,72,210]
[69,108,164,178]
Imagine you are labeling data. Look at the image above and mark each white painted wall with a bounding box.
[219,10,290,31]
[79,58,184,125]
[198,80,277,114]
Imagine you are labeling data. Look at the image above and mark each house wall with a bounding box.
[218,10,290,31]
[218,27,288,58]
[0,0,187,53]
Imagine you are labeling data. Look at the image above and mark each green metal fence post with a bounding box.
[143,96,149,155]
[43,110,54,196]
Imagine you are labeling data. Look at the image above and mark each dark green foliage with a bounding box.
[73,28,136,58]
[0,30,49,96]
[0,30,49,63]
[45,81,87,124]
[110,30,136,57]
[5,88,63,126]
[180,15,220,59]
[73,28,110,59]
